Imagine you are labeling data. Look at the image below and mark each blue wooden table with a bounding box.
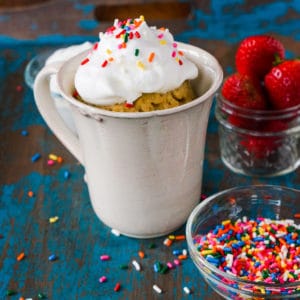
[1,1,300,299]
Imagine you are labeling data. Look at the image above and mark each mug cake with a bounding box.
[74,16,198,112]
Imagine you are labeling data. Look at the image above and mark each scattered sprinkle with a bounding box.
[56,156,63,163]
[138,250,145,259]
[63,170,71,179]
[49,216,59,223]
[93,42,98,50]
[81,58,89,65]
[21,130,29,136]
[178,254,187,260]
[159,40,167,45]
[100,254,110,261]
[31,153,41,162]
[200,194,207,201]
[136,60,145,70]
[174,259,181,266]
[48,254,57,261]
[48,154,58,161]
[47,159,55,166]
[183,286,191,294]
[153,284,162,294]
[132,259,141,271]
[27,190,34,197]
[124,102,134,108]
[163,238,172,247]
[153,261,162,272]
[148,52,155,63]
[99,276,107,283]
[148,243,156,249]
[16,85,23,92]
[101,60,108,68]
[114,282,121,292]
[6,290,17,296]
[134,48,139,56]
[135,31,141,39]
[119,264,128,270]
[17,252,25,261]
[37,293,46,299]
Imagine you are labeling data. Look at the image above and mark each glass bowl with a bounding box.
[186,185,300,299]
[215,94,300,177]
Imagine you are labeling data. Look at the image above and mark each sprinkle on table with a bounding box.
[153,284,163,294]
[99,276,107,283]
[48,254,57,261]
[27,190,34,197]
[49,216,59,223]
[100,254,110,261]
[31,153,41,162]
[132,259,141,271]
[21,130,29,136]
[37,293,46,299]
[114,282,121,292]
[17,252,25,261]
[6,290,17,296]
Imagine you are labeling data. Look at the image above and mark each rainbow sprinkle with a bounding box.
[194,217,300,284]
[80,16,186,74]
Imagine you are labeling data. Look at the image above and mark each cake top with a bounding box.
[74,16,198,106]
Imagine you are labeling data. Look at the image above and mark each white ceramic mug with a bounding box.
[33,42,223,238]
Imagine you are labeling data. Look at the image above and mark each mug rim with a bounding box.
[57,42,223,119]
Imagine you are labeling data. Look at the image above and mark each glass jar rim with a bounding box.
[217,93,300,119]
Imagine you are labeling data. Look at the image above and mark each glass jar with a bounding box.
[215,94,300,177]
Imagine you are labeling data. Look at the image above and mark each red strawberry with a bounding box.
[221,73,267,110]
[236,35,285,80]
[241,120,288,158]
[264,59,300,109]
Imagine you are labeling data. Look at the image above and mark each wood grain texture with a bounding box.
[1,1,300,299]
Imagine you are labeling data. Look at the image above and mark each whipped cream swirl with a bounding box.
[74,16,198,105]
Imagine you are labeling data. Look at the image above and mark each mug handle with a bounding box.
[33,62,84,165]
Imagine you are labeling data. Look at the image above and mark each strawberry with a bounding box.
[241,120,288,158]
[235,35,285,80]
[221,73,267,110]
[264,59,300,109]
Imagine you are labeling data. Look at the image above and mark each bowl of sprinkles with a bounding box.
[186,185,300,299]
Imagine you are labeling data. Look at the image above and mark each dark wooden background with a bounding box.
[1,1,300,299]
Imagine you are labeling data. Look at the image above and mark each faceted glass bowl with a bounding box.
[186,185,300,299]
[215,94,300,177]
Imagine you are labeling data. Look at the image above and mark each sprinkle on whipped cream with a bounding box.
[74,16,198,106]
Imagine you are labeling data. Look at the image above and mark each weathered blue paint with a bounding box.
[179,0,300,43]
[74,3,95,15]
[1,2,300,299]
[77,20,100,31]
